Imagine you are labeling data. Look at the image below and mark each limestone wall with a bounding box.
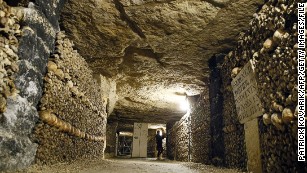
[221,0,306,172]
[0,0,65,171]
[93,74,117,116]
[32,32,107,164]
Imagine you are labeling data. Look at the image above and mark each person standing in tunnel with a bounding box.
[155,130,164,160]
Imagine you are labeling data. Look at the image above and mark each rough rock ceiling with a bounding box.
[61,0,263,123]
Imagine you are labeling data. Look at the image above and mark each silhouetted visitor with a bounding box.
[155,130,164,160]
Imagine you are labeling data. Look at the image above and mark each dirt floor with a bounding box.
[10,157,243,173]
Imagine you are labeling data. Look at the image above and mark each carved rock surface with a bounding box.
[61,0,263,122]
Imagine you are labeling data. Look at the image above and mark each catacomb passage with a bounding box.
[0,0,306,172]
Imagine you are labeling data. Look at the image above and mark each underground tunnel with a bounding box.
[0,0,306,172]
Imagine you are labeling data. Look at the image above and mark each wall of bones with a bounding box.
[0,0,66,170]
[167,89,211,164]
[0,0,107,170]
[33,31,107,164]
[221,0,306,172]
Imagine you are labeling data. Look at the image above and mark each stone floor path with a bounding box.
[14,157,242,173]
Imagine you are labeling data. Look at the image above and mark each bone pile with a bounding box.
[33,31,107,164]
[221,0,306,172]
[221,77,247,169]
[0,1,23,113]
[174,117,190,161]
[224,0,302,130]
[39,110,104,141]
[190,90,211,164]
[167,116,190,161]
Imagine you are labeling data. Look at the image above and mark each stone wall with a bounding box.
[93,74,117,117]
[105,121,118,158]
[32,32,107,164]
[0,0,65,171]
[220,0,306,172]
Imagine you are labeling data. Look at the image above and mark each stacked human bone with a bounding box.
[39,110,104,141]
[174,116,190,161]
[217,57,247,170]
[33,31,107,164]
[167,115,189,161]
[166,121,176,160]
[221,0,306,172]
[190,90,211,164]
[0,1,23,113]
[258,119,299,172]
[166,90,211,162]
[220,80,247,169]
[225,0,302,129]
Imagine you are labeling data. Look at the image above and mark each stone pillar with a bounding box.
[93,74,117,116]
[166,121,176,160]
[147,129,157,158]
[105,121,118,158]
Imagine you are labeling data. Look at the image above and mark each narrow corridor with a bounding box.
[1,0,305,172]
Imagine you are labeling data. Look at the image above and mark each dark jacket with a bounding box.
[156,134,163,148]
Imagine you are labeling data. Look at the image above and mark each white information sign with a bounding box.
[231,60,263,124]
